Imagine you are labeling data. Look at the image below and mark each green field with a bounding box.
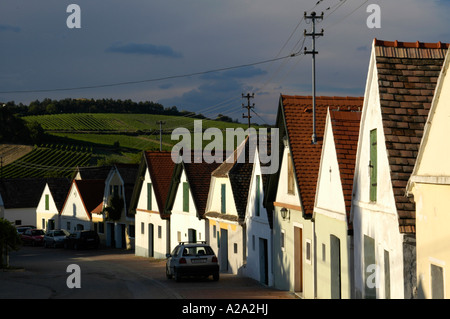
[1,144,92,178]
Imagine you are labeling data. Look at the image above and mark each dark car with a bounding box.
[166,241,219,282]
[64,230,100,250]
[21,228,45,246]
[44,229,70,248]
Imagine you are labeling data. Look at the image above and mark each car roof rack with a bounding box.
[178,241,207,245]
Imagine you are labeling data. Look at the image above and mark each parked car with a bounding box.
[64,230,100,250]
[16,225,36,235]
[43,229,70,248]
[21,228,45,246]
[166,241,219,282]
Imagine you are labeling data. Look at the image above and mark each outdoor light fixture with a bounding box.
[280,207,289,221]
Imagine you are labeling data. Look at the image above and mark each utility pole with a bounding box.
[242,93,255,128]
[156,121,166,151]
[304,11,324,145]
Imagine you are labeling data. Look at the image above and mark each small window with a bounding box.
[234,243,238,254]
[42,218,46,229]
[158,225,162,239]
[370,129,377,202]
[147,183,152,211]
[221,184,226,214]
[255,175,261,216]
[281,230,286,251]
[141,222,145,235]
[183,182,189,212]
[306,240,312,264]
[287,153,295,195]
[45,194,49,210]
[213,225,217,238]
[322,243,326,262]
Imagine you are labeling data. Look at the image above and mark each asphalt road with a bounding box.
[0,245,297,300]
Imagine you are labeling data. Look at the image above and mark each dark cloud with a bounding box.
[0,24,21,32]
[106,42,183,58]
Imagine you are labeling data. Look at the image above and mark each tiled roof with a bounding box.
[0,178,46,209]
[46,177,72,213]
[144,151,176,218]
[329,110,361,229]
[374,39,449,233]
[184,161,221,218]
[73,179,105,219]
[281,95,364,217]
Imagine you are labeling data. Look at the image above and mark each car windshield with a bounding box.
[32,230,45,235]
[182,246,214,256]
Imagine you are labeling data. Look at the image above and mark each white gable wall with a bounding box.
[60,183,92,232]
[352,51,405,299]
[170,169,206,252]
[36,184,60,230]
[135,167,169,259]
[245,149,273,286]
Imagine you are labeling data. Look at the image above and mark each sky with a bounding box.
[1,0,450,125]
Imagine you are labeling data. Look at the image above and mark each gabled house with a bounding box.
[313,109,361,299]
[36,178,72,231]
[265,95,362,298]
[130,151,175,259]
[351,39,448,299]
[205,140,249,275]
[60,179,105,235]
[242,141,272,286]
[164,156,220,252]
[406,48,450,299]
[102,164,139,249]
[0,178,46,227]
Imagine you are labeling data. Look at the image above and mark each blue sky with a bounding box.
[1,1,450,124]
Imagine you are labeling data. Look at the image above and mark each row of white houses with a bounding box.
[2,38,450,298]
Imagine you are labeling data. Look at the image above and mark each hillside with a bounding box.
[0,144,34,166]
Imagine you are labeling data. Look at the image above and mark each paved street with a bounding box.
[0,246,297,300]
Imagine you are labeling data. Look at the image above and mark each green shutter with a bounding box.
[221,184,226,214]
[370,129,377,202]
[45,194,49,211]
[183,182,189,212]
[147,183,152,210]
[255,175,260,216]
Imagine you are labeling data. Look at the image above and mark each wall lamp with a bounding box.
[280,207,290,221]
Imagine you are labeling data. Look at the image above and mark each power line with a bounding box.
[0,54,300,94]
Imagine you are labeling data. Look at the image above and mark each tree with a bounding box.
[0,218,21,268]
[104,194,124,221]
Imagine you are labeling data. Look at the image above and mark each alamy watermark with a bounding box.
[66,264,81,288]
[170,120,279,175]
[366,4,381,29]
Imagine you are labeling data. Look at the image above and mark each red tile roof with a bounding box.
[374,39,449,233]
[73,179,105,220]
[329,110,361,229]
[280,95,364,217]
[144,151,176,218]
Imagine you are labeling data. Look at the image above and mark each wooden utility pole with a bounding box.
[156,121,166,151]
[304,11,324,144]
[242,93,255,128]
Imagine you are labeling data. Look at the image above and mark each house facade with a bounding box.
[269,95,363,298]
[313,109,361,299]
[351,39,448,299]
[131,151,174,259]
[103,164,138,250]
[35,178,71,231]
[165,159,220,253]
[60,179,105,235]
[407,48,450,299]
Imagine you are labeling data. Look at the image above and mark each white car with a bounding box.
[43,229,70,248]
[166,242,220,282]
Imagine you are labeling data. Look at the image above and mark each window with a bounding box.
[213,225,217,238]
[42,218,46,229]
[234,243,238,254]
[322,243,326,262]
[141,222,145,234]
[45,194,49,210]
[183,182,189,212]
[252,235,256,251]
[147,183,152,211]
[255,175,261,216]
[306,240,312,264]
[370,129,377,202]
[287,153,295,194]
[431,264,444,299]
[221,184,226,214]
[281,229,286,251]
[158,225,162,239]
